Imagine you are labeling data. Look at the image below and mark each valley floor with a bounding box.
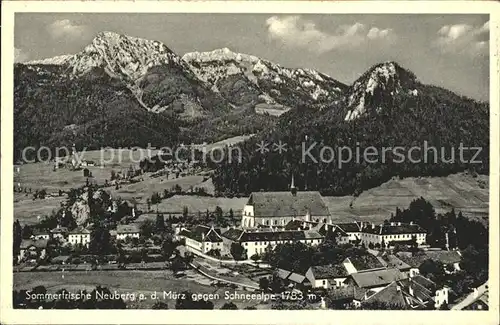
[14,172,489,226]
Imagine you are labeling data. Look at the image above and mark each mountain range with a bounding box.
[15,31,489,196]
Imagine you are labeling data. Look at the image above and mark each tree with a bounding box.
[161,239,176,260]
[152,301,169,309]
[419,259,445,285]
[230,243,247,261]
[175,291,214,309]
[221,302,238,310]
[214,206,223,225]
[250,254,260,264]
[89,226,112,256]
[259,277,270,291]
[22,224,33,239]
[83,168,90,177]
[182,206,189,219]
[151,192,161,205]
[140,220,154,238]
[13,220,23,256]
[229,208,235,224]
[155,214,166,233]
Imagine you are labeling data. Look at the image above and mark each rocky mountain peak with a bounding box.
[344,61,419,121]
[183,47,261,64]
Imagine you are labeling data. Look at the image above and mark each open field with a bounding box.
[14,150,158,193]
[14,196,66,225]
[324,173,489,224]
[108,176,215,203]
[254,103,291,116]
[155,195,247,214]
[13,172,488,226]
[190,135,255,151]
[13,270,267,309]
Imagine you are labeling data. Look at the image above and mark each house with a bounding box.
[347,268,406,292]
[221,228,324,258]
[360,222,427,247]
[241,181,331,228]
[50,226,68,239]
[81,160,95,167]
[423,250,462,273]
[68,227,91,247]
[18,239,48,262]
[342,254,386,274]
[276,267,310,287]
[361,281,407,309]
[305,264,349,289]
[398,273,449,309]
[31,229,50,240]
[177,225,223,254]
[396,250,462,273]
[463,291,489,310]
[462,283,489,310]
[376,254,412,276]
[326,285,369,308]
[333,222,363,244]
[116,224,140,240]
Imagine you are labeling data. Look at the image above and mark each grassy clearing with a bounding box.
[14,196,66,224]
[13,169,488,226]
[154,195,247,214]
[324,173,489,224]
[13,270,265,309]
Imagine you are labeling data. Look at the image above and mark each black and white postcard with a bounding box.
[1,1,498,324]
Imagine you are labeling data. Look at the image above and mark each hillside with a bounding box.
[13,64,181,162]
[211,62,489,196]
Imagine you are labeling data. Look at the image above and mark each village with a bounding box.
[13,168,489,310]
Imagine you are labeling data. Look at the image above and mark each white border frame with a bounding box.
[1,2,499,324]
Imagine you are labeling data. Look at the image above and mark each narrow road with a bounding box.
[451,281,488,310]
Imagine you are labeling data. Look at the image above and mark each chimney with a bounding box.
[201,232,205,241]
[396,285,401,292]
[371,223,375,229]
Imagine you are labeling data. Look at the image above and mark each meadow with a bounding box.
[14,150,489,228]
[14,270,267,309]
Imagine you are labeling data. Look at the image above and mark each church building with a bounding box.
[241,176,331,229]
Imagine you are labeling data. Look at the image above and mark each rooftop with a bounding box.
[247,191,330,218]
[350,268,406,289]
[20,239,48,249]
[310,264,348,279]
[396,250,462,267]
[362,223,426,235]
[377,254,412,271]
[362,281,407,308]
[116,224,139,234]
[345,254,385,272]
[336,222,362,233]
[50,227,69,233]
[222,228,324,243]
[179,225,223,242]
[69,227,91,235]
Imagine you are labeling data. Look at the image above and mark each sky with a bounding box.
[14,13,490,101]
